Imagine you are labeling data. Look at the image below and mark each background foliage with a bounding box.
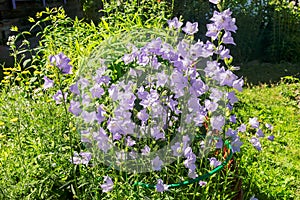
[168,0,300,63]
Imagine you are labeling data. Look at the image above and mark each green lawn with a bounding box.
[235,82,300,199]
[0,80,299,199]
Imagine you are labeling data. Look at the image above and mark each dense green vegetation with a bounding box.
[0,0,299,199]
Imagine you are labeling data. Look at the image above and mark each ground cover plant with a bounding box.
[0,0,299,199]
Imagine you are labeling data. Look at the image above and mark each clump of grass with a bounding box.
[234,81,300,199]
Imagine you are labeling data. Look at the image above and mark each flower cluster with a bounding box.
[44,0,274,193]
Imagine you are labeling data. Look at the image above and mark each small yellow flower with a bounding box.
[10,118,18,122]
[46,99,52,103]
[3,72,11,75]
[0,121,4,126]
[36,12,42,18]
[1,80,10,84]
[34,71,42,75]
[21,70,30,74]
[15,77,22,81]
[25,82,30,85]
[28,17,35,23]
[10,26,18,32]
[3,68,12,71]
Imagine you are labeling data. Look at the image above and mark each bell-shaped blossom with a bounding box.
[151,127,165,140]
[267,135,275,141]
[256,129,265,138]
[96,105,106,124]
[250,137,262,151]
[171,142,183,156]
[210,88,224,102]
[233,78,244,92]
[81,93,91,106]
[146,38,162,53]
[218,70,238,87]
[152,156,163,171]
[70,151,92,165]
[182,21,199,35]
[167,17,183,29]
[199,181,207,186]
[231,136,243,153]
[43,76,54,89]
[93,129,112,153]
[188,169,198,179]
[90,84,104,98]
[53,90,68,104]
[101,176,114,193]
[49,53,72,74]
[205,99,218,112]
[141,145,151,156]
[238,124,247,133]
[265,123,273,130]
[216,137,223,149]
[81,111,97,123]
[70,82,80,95]
[226,128,238,138]
[227,91,238,105]
[210,9,237,33]
[126,136,136,147]
[229,115,236,123]
[137,109,149,122]
[249,117,260,129]
[78,78,90,89]
[209,157,222,168]
[69,100,82,116]
[210,115,225,131]
[222,31,236,45]
[206,23,220,40]
[156,179,169,192]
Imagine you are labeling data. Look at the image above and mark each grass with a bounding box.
[0,78,299,199]
[0,86,240,199]
[234,81,300,199]
[236,61,300,85]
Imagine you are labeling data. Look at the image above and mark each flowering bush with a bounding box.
[44,0,274,195]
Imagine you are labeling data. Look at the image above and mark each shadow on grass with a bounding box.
[236,60,300,85]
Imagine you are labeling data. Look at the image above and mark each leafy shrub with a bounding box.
[2,0,172,91]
